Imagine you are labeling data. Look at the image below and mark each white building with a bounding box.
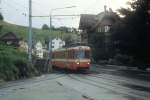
[19,41,28,52]
[52,38,65,50]
[35,41,43,58]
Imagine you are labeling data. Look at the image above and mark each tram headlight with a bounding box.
[88,62,90,65]
[75,60,80,65]
[76,62,80,65]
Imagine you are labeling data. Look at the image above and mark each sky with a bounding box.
[0,0,131,29]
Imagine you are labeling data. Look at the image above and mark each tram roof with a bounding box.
[68,46,90,50]
[52,46,90,52]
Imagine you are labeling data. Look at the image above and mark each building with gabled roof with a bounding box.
[0,32,21,47]
[79,7,120,44]
[79,14,97,30]
[79,6,121,60]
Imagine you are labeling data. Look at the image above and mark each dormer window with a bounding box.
[7,41,12,45]
[97,26,106,32]
[104,26,110,32]
[97,27,102,32]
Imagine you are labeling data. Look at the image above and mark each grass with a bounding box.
[0,20,79,43]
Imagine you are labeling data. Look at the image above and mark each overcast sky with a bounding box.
[1,0,130,28]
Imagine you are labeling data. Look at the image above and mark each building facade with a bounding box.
[0,32,20,47]
[52,38,65,50]
[19,40,28,52]
[79,6,120,60]
[35,41,44,58]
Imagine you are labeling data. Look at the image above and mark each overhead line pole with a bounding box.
[28,0,32,62]
[49,14,52,69]
[0,0,2,13]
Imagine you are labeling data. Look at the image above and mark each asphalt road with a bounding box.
[0,65,150,100]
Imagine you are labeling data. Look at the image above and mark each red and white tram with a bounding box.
[51,46,91,71]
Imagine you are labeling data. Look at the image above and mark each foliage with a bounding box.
[0,44,28,81]
[88,32,114,61]
[42,24,49,30]
[0,13,3,21]
[0,13,3,32]
[62,33,80,46]
[111,0,150,65]
[56,26,68,32]
[54,26,78,33]
[0,24,2,32]
[0,21,79,45]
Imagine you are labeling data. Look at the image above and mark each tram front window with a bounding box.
[76,51,90,59]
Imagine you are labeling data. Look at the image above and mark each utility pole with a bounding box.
[49,14,52,68]
[50,15,52,29]
[0,0,2,13]
[28,0,32,62]
[48,37,52,69]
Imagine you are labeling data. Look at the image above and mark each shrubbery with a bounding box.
[0,44,29,81]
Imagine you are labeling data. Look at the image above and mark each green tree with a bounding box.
[57,26,69,33]
[0,13,4,32]
[111,0,150,68]
[62,34,76,46]
[0,13,3,21]
[42,24,49,30]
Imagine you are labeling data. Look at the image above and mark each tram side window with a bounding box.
[72,51,75,59]
[59,51,64,59]
[68,50,74,59]
[68,51,71,59]
[52,53,54,58]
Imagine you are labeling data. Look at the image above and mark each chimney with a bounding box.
[104,5,107,12]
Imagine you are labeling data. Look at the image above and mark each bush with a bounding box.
[0,13,3,21]
[113,54,130,65]
[0,45,28,81]
[97,60,108,65]
[0,51,18,80]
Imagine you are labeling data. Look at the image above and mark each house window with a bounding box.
[97,27,102,32]
[7,41,12,45]
[104,26,110,32]
[52,46,54,48]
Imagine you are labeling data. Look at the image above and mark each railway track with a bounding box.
[68,74,150,100]
[86,74,150,88]
[83,74,150,92]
